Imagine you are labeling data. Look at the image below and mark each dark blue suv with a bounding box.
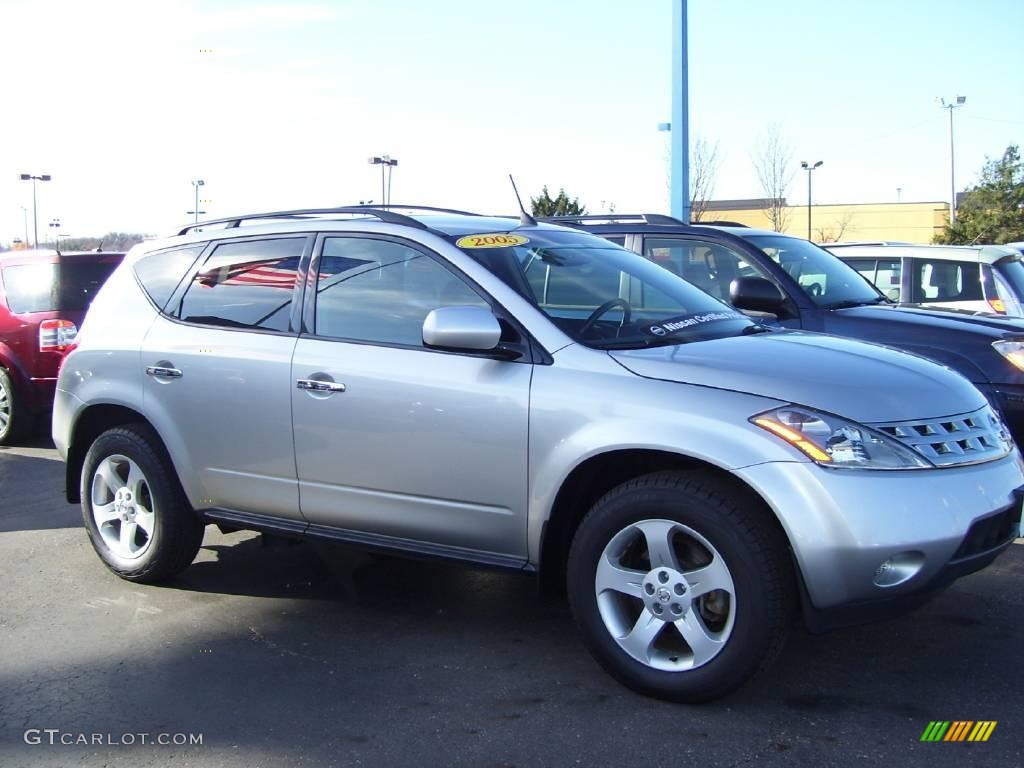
[548,215,1024,447]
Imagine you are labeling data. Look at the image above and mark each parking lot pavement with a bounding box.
[0,441,1021,768]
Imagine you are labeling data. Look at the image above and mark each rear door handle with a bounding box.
[145,366,183,378]
[296,379,346,393]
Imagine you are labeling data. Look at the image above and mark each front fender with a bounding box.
[526,361,803,563]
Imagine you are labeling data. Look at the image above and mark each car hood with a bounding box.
[609,330,986,423]
[839,303,1024,337]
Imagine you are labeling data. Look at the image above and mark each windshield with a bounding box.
[450,229,754,349]
[748,235,885,308]
[2,259,120,314]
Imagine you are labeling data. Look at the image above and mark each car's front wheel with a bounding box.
[567,471,794,702]
[82,424,205,582]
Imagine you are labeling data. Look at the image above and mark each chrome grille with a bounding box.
[872,406,1013,467]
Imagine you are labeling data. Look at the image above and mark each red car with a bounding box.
[0,249,124,443]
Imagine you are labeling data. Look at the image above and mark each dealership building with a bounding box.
[699,199,950,244]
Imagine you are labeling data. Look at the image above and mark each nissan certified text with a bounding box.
[52,208,1024,702]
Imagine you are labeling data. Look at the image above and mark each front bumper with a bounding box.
[735,452,1024,629]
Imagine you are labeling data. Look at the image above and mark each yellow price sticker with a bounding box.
[455,233,530,249]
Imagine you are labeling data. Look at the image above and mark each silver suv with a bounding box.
[53,206,1024,702]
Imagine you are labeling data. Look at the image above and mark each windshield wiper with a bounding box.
[822,297,888,310]
[740,324,774,335]
[590,336,691,350]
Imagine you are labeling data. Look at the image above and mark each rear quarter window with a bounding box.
[133,244,207,311]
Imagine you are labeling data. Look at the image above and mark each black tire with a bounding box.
[0,368,28,446]
[81,423,205,582]
[567,470,794,703]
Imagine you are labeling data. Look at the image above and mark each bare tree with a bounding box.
[751,125,794,232]
[814,210,856,244]
[689,138,721,222]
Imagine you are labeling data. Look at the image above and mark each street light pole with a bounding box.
[368,156,398,207]
[18,173,52,248]
[189,179,206,224]
[49,217,61,251]
[938,96,966,224]
[800,161,823,241]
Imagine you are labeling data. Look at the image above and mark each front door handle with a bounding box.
[296,379,346,393]
[146,365,183,378]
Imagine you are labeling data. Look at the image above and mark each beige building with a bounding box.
[698,199,950,244]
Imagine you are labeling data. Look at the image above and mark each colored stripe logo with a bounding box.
[921,721,997,742]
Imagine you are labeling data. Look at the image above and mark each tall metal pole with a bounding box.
[800,161,822,241]
[194,183,200,224]
[939,96,965,225]
[32,178,38,248]
[807,171,812,241]
[948,105,956,224]
[670,0,690,223]
[381,166,386,209]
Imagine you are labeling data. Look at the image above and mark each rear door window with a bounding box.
[911,259,982,303]
[175,237,307,332]
[1,258,121,313]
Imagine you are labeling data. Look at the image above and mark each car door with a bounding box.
[141,234,311,521]
[640,236,803,328]
[290,233,532,562]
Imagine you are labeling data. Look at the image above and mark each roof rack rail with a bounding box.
[541,213,687,226]
[693,220,750,227]
[342,204,481,216]
[176,206,434,236]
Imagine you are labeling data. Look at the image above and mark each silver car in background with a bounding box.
[828,242,1024,316]
[53,207,1024,702]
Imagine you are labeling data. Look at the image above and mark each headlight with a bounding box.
[752,406,933,469]
[993,339,1024,371]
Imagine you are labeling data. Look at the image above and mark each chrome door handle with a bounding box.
[296,379,346,393]
[146,366,183,378]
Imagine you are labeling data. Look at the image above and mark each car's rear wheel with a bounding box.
[82,424,205,582]
[567,470,794,702]
[0,369,26,446]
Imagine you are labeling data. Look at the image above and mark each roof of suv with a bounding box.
[157,207,593,254]
[537,215,793,242]
[0,249,124,265]
[824,243,1020,264]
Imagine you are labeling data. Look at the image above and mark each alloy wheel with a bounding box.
[0,377,10,435]
[91,454,157,559]
[595,519,736,672]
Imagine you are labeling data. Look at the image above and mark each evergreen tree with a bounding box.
[530,186,586,217]
[936,145,1024,244]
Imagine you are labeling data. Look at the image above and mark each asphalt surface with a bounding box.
[0,435,1021,768]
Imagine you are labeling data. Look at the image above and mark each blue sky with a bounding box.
[0,0,1021,239]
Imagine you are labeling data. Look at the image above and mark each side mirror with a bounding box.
[422,306,502,352]
[730,277,786,314]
